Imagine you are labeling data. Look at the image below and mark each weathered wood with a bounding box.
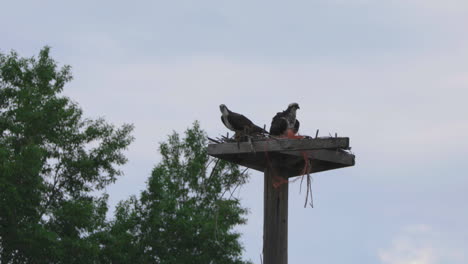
[280,149,355,166]
[209,149,355,177]
[264,159,288,264]
[206,135,356,264]
[207,137,349,156]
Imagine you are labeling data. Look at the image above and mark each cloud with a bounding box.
[378,225,466,264]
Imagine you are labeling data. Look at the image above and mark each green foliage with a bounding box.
[0,47,134,263]
[0,47,251,264]
[102,122,252,264]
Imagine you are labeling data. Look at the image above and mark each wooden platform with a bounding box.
[207,137,355,177]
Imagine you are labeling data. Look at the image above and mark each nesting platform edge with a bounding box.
[207,137,355,177]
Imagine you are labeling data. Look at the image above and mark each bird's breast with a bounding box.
[222,115,235,131]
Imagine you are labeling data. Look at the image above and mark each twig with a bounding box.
[228,167,249,200]
[299,174,305,194]
[203,157,216,174]
[240,166,249,176]
[206,159,220,187]
[304,174,310,208]
[309,178,314,208]
[40,161,64,220]
[207,137,221,143]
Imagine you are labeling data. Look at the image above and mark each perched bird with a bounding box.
[269,103,300,136]
[293,119,300,134]
[219,104,266,136]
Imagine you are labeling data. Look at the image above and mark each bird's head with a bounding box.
[219,104,229,115]
[287,102,300,111]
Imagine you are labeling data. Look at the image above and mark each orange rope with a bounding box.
[264,131,311,193]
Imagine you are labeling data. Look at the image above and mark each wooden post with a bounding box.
[263,157,288,264]
[207,138,355,263]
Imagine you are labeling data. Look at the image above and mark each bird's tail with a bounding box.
[252,124,269,135]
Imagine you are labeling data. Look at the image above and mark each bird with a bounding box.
[269,103,300,136]
[293,119,300,134]
[219,104,267,138]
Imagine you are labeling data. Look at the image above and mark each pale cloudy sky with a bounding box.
[2,1,468,263]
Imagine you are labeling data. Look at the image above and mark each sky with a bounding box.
[2,0,468,263]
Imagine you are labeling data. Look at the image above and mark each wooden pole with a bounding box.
[263,159,288,264]
[207,138,355,263]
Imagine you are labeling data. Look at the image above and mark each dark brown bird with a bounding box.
[269,103,300,136]
[219,104,267,136]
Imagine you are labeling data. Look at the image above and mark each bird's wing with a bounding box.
[251,123,267,134]
[227,112,254,131]
[269,113,288,135]
[221,116,228,127]
[293,119,300,134]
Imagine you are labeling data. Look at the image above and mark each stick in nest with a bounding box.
[298,153,314,208]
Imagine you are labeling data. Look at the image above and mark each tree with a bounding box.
[1,47,252,263]
[0,47,134,263]
[101,123,252,264]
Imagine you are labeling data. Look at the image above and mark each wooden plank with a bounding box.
[210,149,355,176]
[210,153,266,172]
[263,158,288,264]
[208,137,349,156]
[274,157,353,177]
[280,149,355,166]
